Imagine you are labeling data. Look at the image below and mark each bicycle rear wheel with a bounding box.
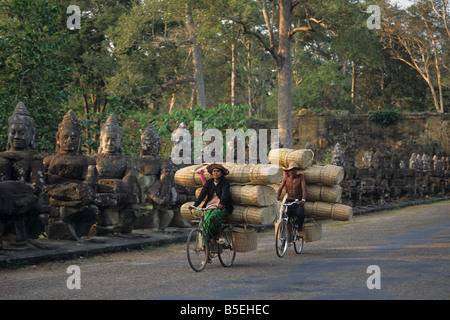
[187,228,209,272]
[218,226,236,267]
[275,221,288,258]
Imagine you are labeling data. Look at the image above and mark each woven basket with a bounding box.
[272,184,342,204]
[196,185,276,207]
[331,203,354,221]
[232,225,257,252]
[302,218,322,243]
[268,148,314,169]
[180,201,203,221]
[303,165,344,186]
[307,185,342,203]
[174,164,210,187]
[175,163,283,187]
[304,201,353,221]
[226,163,283,185]
[230,204,278,225]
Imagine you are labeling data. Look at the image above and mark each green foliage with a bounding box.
[369,110,400,127]
[0,0,71,153]
[149,104,249,158]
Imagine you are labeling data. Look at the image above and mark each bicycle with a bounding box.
[275,200,304,257]
[186,204,236,272]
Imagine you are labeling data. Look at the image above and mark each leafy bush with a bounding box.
[369,110,399,127]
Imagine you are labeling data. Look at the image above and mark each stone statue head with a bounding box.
[98,113,122,155]
[331,143,345,167]
[7,102,35,151]
[56,110,82,155]
[373,150,384,169]
[140,124,160,158]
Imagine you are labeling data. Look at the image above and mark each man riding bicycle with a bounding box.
[190,163,232,244]
[276,161,307,235]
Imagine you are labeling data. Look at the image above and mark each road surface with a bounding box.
[1,201,449,301]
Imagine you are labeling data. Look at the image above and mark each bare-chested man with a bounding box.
[276,161,306,233]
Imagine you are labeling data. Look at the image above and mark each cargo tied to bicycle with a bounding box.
[175,148,354,270]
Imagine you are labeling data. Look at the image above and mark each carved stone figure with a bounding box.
[140,124,160,159]
[93,114,138,235]
[331,143,345,167]
[0,102,48,249]
[305,141,316,165]
[362,151,373,169]
[43,110,98,240]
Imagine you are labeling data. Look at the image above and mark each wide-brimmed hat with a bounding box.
[206,163,229,176]
[283,161,299,171]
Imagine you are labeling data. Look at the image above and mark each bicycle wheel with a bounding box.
[218,226,236,267]
[293,232,304,254]
[187,228,209,272]
[275,220,288,258]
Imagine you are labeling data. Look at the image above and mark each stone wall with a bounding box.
[294,110,450,167]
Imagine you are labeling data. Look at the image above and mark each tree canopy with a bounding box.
[0,0,448,154]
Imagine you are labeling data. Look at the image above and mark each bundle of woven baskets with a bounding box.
[269,148,353,223]
[176,163,283,226]
[268,148,353,243]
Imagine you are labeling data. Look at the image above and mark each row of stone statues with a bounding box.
[327,143,449,206]
[0,103,185,249]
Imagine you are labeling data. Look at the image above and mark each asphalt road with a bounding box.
[1,201,449,301]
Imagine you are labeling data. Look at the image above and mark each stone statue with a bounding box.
[409,153,417,170]
[43,110,98,240]
[305,141,316,165]
[433,155,440,171]
[137,124,188,230]
[362,151,373,169]
[373,150,384,170]
[140,124,160,159]
[0,102,48,248]
[93,114,139,235]
[331,143,345,167]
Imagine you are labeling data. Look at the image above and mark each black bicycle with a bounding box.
[186,205,236,272]
[275,200,304,257]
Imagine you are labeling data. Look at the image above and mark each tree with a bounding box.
[0,0,72,153]
[224,0,345,147]
[382,0,448,113]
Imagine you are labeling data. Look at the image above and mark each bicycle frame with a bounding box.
[187,204,236,271]
[275,200,304,257]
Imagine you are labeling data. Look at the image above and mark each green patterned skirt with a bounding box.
[203,208,228,239]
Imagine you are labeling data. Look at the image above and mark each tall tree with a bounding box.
[0,0,72,152]
[225,0,334,148]
[382,0,448,113]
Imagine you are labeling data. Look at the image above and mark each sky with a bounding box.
[390,0,415,8]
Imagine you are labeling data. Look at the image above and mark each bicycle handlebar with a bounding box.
[277,200,300,206]
[189,204,218,211]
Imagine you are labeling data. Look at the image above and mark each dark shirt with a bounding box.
[193,177,233,214]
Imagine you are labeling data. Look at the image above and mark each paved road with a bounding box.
[1,201,449,301]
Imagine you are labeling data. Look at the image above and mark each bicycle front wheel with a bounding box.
[218,226,236,267]
[293,233,304,254]
[187,228,209,272]
[275,221,288,258]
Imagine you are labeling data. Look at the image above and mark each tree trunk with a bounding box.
[351,61,356,105]
[277,0,293,149]
[169,92,176,113]
[246,38,253,116]
[231,43,236,107]
[186,5,206,109]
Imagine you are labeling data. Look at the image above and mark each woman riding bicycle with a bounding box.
[189,163,232,244]
[276,161,307,235]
